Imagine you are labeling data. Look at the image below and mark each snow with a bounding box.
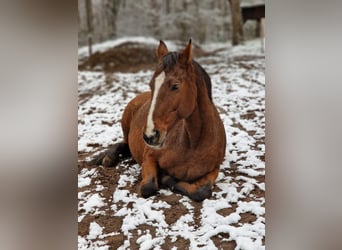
[82,193,105,214]
[136,233,163,250]
[78,37,265,249]
[78,235,108,250]
[114,189,170,234]
[78,176,91,188]
[88,222,103,240]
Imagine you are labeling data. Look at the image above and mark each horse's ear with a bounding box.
[179,39,192,65]
[156,40,168,61]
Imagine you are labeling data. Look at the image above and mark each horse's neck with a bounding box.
[183,84,213,148]
[184,106,202,148]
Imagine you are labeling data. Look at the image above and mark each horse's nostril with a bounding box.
[153,129,160,138]
[143,132,150,144]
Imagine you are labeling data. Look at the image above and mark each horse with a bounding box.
[94,40,226,201]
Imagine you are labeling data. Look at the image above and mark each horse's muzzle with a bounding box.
[143,129,162,148]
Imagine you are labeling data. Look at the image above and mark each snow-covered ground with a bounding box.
[78,37,265,249]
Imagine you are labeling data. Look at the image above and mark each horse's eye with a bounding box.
[171,84,179,91]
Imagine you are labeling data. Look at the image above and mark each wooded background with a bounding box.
[78,0,264,47]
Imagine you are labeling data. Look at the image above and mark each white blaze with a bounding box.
[146,71,165,136]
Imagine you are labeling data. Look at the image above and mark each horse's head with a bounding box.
[143,40,197,148]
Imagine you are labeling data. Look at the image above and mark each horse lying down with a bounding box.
[93,40,226,201]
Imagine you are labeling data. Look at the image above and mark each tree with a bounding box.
[228,0,244,45]
[110,0,121,38]
[150,0,161,37]
[85,0,94,56]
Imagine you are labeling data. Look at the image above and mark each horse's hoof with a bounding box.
[89,143,131,167]
[159,175,177,190]
[87,152,107,166]
[102,154,118,168]
[140,179,158,198]
[189,182,212,202]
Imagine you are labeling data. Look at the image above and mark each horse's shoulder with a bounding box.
[134,91,151,103]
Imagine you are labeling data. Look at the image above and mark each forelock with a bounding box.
[161,52,179,71]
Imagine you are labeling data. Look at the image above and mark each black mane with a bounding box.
[161,52,213,102]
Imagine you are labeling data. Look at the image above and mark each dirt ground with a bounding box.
[78,41,218,73]
[78,41,265,249]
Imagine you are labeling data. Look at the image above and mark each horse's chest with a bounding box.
[157,149,195,179]
[157,150,182,169]
[159,151,212,182]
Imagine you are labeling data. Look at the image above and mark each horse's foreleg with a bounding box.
[140,156,159,198]
[162,168,219,202]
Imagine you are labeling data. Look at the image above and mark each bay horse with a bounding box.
[95,40,226,201]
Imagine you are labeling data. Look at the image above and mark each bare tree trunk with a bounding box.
[85,0,94,57]
[221,0,228,15]
[194,0,200,13]
[180,0,189,39]
[111,0,121,38]
[194,0,205,43]
[102,1,109,40]
[228,0,244,45]
[165,0,171,14]
[150,0,160,37]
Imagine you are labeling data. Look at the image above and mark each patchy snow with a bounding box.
[78,38,265,249]
[88,221,103,240]
[136,233,164,250]
[81,193,105,214]
[78,235,109,250]
[78,176,91,188]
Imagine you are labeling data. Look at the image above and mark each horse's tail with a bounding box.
[88,142,131,167]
